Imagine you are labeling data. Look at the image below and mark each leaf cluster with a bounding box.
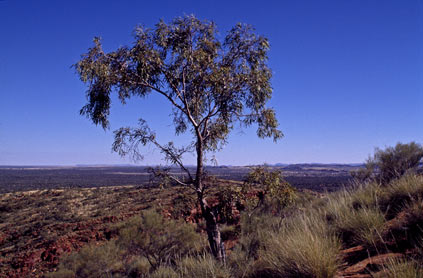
[244,166,295,209]
[75,15,282,164]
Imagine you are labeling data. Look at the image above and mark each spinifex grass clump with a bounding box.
[379,174,423,219]
[258,213,342,278]
[323,188,386,248]
[228,212,284,278]
[178,254,232,278]
[372,258,423,278]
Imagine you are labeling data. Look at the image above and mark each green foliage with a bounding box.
[126,257,151,278]
[115,210,203,270]
[170,191,196,219]
[47,241,122,278]
[76,14,284,262]
[322,174,423,253]
[50,210,204,277]
[244,166,295,211]
[216,186,244,224]
[76,15,282,147]
[353,142,423,184]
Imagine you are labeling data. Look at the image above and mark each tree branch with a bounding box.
[149,139,194,183]
[168,175,191,187]
[161,69,185,104]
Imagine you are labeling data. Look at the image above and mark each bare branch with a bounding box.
[149,139,194,183]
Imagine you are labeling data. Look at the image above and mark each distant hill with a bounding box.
[0,163,360,193]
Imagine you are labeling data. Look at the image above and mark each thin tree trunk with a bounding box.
[195,139,226,263]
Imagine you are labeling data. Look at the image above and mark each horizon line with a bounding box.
[0,162,364,168]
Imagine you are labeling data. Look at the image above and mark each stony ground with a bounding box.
[0,185,188,278]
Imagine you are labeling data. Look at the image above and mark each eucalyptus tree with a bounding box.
[75,15,282,262]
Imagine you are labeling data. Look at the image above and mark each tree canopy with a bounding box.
[76,15,281,164]
[75,15,282,261]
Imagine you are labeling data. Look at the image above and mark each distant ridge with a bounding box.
[74,164,137,167]
[0,163,364,168]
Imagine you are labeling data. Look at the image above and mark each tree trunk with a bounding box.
[195,139,226,263]
[198,191,226,263]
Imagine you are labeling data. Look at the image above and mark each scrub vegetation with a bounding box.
[30,142,422,278]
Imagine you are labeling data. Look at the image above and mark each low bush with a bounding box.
[352,142,423,184]
[46,241,122,278]
[115,210,203,270]
[126,257,151,278]
[243,166,296,213]
[49,210,205,277]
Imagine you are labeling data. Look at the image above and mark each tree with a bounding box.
[243,166,295,212]
[75,15,282,262]
[352,142,423,184]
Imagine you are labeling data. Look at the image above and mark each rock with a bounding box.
[335,274,372,278]
[343,253,404,274]
[341,245,365,255]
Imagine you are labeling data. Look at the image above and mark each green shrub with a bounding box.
[170,191,196,220]
[258,213,342,278]
[49,210,204,277]
[47,241,122,278]
[353,142,423,184]
[243,166,296,213]
[216,186,244,224]
[126,257,151,278]
[116,210,203,270]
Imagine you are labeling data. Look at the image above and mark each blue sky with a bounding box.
[0,0,422,165]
